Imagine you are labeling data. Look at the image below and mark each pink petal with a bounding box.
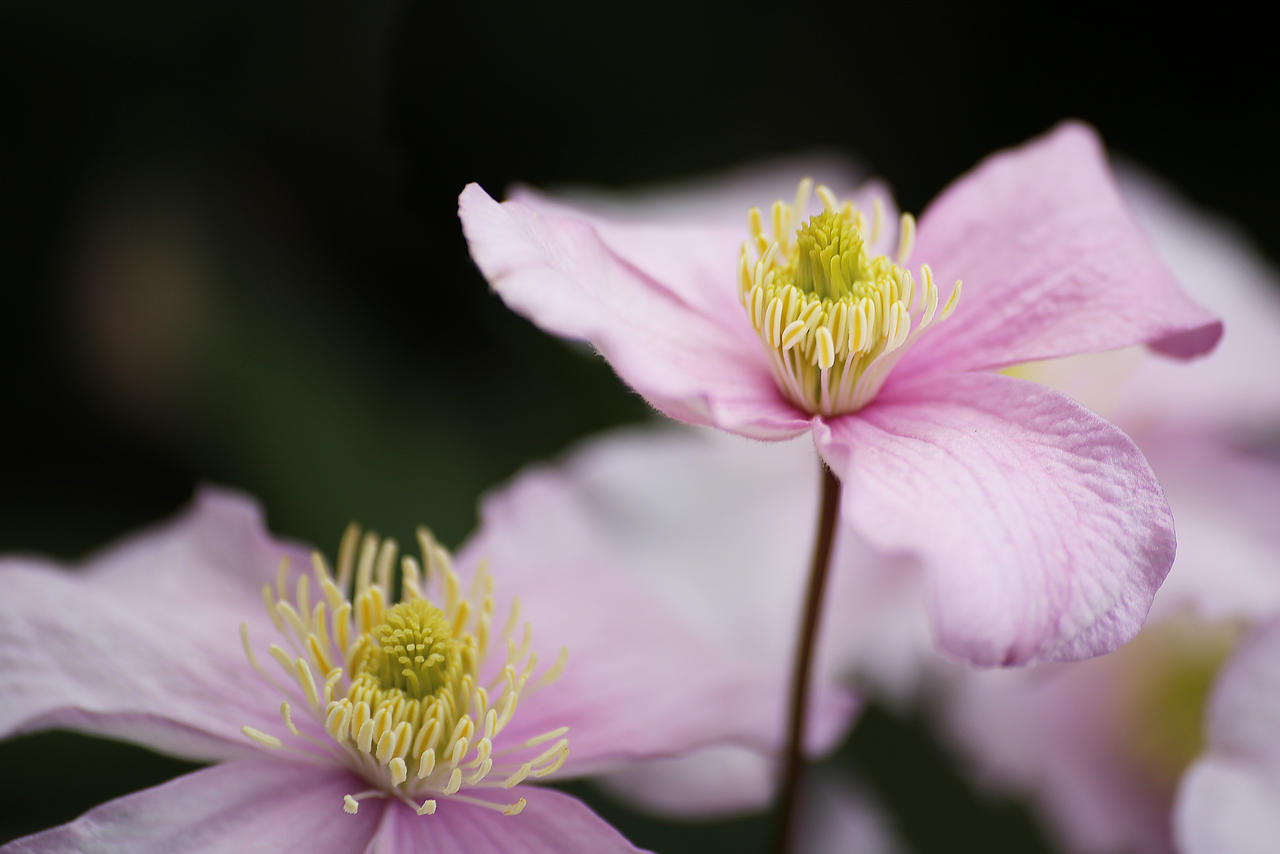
[363,786,646,854]
[1174,619,1280,854]
[894,122,1220,384]
[940,657,1177,853]
[459,183,811,439]
[1108,164,1280,438]
[1175,761,1280,854]
[814,371,1175,666]
[1144,437,1280,623]
[803,775,907,854]
[458,426,857,778]
[1,759,383,854]
[0,490,316,761]
[595,745,777,818]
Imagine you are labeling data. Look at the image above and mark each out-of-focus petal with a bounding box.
[1108,164,1280,437]
[802,775,908,854]
[940,654,1179,854]
[1176,760,1280,854]
[1175,618,1280,854]
[894,122,1220,384]
[364,786,647,854]
[595,745,776,818]
[458,428,856,777]
[459,183,811,439]
[0,760,382,854]
[513,154,864,225]
[508,157,876,324]
[1144,437,1280,623]
[815,371,1175,666]
[0,490,317,761]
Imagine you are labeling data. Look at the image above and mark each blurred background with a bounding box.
[1,3,1275,851]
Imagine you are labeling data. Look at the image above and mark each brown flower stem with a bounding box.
[772,463,842,854]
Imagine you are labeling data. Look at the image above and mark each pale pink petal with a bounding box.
[0,490,318,761]
[1144,437,1280,623]
[459,183,811,439]
[1107,163,1280,437]
[364,786,646,854]
[0,760,383,854]
[803,775,907,854]
[595,745,777,818]
[512,153,864,226]
[814,371,1175,666]
[458,432,856,777]
[894,122,1220,384]
[1175,761,1280,854]
[1175,618,1280,854]
[940,658,1177,853]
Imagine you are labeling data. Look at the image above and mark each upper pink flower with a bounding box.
[460,122,1222,666]
[0,489,842,853]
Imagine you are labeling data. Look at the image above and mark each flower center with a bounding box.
[239,525,570,818]
[361,599,464,699]
[739,180,961,415]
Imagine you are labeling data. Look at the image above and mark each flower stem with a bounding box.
[772,463,842,854]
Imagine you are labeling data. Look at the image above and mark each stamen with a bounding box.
[242,726,283,749]
[739,180,961,415]
[239,523,570,820]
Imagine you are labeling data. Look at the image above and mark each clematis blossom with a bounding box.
[928,166,1280,854]
[460,122,1223,667]
[0,488,852,852]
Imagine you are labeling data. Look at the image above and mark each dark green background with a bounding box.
[1,2,1274,851]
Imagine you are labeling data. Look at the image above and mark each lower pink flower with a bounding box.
[0,488,848,852]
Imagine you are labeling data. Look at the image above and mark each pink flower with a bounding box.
[460,123,1222,666]
[930,165,1280,854]
[0,489,834,852]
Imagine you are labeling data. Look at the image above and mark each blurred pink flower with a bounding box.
[1176,618,1280,854]
[0,489,844,852]
[934,166,1280,854]
[460,123,1222,666]
[468,423,912,817]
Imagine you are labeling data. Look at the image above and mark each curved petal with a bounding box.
[364,786,646,854]
[459,183,811,439]
[814,371,1175,666]
[894,122,1220,384]
[457,426,857,778]
[0,759,383,854]
[0,490,317,761]
[1108,163,1280,437]
[1175,618,1280,854]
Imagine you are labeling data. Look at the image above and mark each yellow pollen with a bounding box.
[238,524,571,819]
[739,179,961,415]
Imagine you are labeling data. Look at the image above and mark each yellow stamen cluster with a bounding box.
[739,179,962,415]
[240,525,570,818]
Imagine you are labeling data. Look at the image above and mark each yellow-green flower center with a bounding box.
[362,599,463,699]
[238,525,570,819]
[739,180,961,415]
